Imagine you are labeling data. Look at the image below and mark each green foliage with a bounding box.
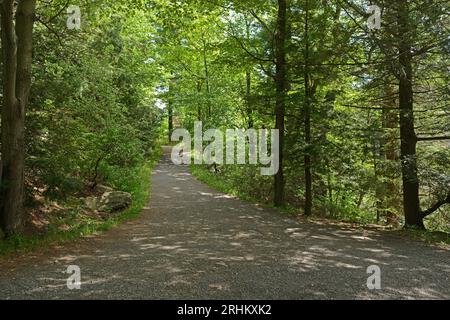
[165,0,449,231]
[192,164,272,203]
[0,154,159,256]
[26,1,163,200]
[0,0,447,241]
[0,1,165,245]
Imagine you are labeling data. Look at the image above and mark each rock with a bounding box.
[84,196,98,211]
[98,191,132,212]
[95,184,114,194]
[208,162,220,174]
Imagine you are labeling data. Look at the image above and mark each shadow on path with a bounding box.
[0,147,449,299]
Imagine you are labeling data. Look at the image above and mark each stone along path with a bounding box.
[0,147,449,299]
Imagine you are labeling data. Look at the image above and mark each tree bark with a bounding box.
[202,36,211,118]
[373,137,384,222]
[273,0,287,207]
[245,21,253,129]
[168,78,174,142]
[383,85,400,225]
[246,70,253,128]
[196,80,202,121]
[397,0,423,229]
[303,0,312,216]
[0,0,36,236]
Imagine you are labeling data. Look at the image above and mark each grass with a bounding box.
[191,165,266,203]
[191,164,296,215]
[0,147,161,257]
[191,164,450,247]
[400,228,450,246]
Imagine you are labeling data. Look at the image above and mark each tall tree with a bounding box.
[274,0,287,207]
[303,0,312,215]
[396,0,422,228]
[0,0,37,236]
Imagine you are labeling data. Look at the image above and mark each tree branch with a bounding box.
[417,136,450,141]
[421,192,450,218]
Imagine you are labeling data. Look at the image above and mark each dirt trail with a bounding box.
[0,147,448,299]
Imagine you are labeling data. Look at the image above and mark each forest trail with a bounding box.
[0,147,448,299]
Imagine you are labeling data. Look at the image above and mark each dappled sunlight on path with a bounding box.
[0,147,449,299]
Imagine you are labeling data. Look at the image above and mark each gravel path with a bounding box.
[0,147,449,299]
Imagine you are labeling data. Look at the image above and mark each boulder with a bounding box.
[98,191,132,212]
[84,196,98,211]
[95,184,114,194]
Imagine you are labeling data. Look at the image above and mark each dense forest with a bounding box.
[0,0,449,242]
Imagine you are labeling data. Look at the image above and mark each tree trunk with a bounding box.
[0,0,36,236]
[202,36,211,118]
[373,137,384,222]
[245,21,253,129]
[273,0,287,207]
[168,102,173,142]
[168,79,174,142]
[246,70,253,128]
[197,80,202,121]
[397,0,423,229]
[303,0,312,216]
[383,85,400,225]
